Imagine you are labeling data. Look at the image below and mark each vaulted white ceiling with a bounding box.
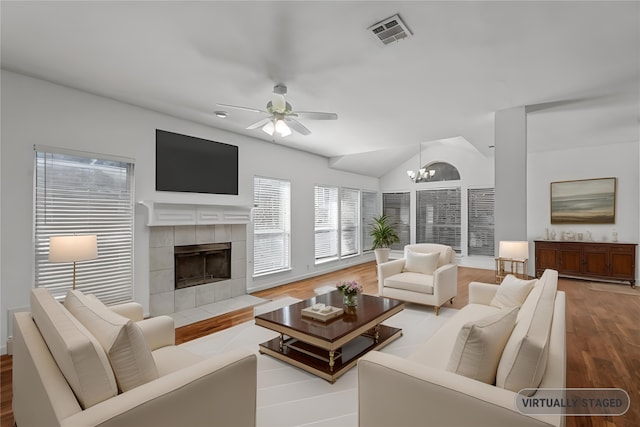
[2,1,638,177]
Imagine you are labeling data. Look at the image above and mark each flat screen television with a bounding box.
[156,129,238,195]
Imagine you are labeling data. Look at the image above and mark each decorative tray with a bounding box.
[301,304,344,322]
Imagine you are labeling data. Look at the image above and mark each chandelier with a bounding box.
[406,142,435,182]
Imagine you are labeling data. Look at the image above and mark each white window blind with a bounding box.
[253,177,291,276]
[382,192,410,250]
[314,185,339,262]
[361,191,378,252]
[34,148,134,303]
[340,187,360,257]
[468,188,495,256]
[416,188,461,253]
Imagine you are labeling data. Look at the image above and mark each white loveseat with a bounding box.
[377,243,458,315]
[13,288,257,427]
[359,269,565,427]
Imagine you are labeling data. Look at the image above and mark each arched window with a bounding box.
[416,162,460,183]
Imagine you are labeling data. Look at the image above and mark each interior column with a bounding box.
[494,106,527,248]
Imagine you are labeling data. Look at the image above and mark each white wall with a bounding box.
[379,136,495,255]
[0,70,378,353]
[379,131,639,281]
[527,141,640,278]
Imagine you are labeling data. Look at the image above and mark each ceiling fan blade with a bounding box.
[285,117,312,136]
[216,103,267,114]
[294,111,338,120]
[246,117,272,130]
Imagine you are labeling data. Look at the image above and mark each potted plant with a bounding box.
[370,214,400,264]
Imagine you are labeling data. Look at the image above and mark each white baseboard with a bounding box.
[4,305,30,355]
[248,255,375,294]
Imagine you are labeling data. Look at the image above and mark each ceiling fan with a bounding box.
[216,84,338,137]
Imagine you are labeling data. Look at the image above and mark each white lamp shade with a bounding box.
[499,240,529,260]
[48,235,98,262]
[262,120,275,136]
[274,119,291,137]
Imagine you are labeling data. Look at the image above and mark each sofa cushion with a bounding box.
[496,270,558,394]
[446,306,519,384]
[408,303,500,369]
[151,345,206,377]
[65,290,159,392]
[384,272,434,294]
[403,250,439,275]
[30,288,117,409]
[490,275,536,309]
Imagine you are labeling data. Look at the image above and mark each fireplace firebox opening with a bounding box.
[174,243,231,289]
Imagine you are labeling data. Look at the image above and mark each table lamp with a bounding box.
[498,241,529,261]
[48,235,98,290]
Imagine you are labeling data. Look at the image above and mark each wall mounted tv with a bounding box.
[156,129,238,195]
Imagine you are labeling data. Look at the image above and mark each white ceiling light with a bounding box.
[262,118,291,137]
[274,119,292,137]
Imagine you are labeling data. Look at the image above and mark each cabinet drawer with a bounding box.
[609,245,634,254]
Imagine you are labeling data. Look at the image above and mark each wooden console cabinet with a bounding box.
[534,240,637,287]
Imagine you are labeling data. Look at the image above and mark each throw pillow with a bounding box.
[30,288,117,409]
[490,275,536,309]
[446,306,519,384]
[65,290,159,392]
[403,250,439,275]
[496,270,558,395]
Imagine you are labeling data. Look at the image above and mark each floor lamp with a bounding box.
[48,235,98,290]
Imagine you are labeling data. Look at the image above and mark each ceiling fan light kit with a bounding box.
[216,84,337,138]
[262,118,292,137]
[274,119,292,137]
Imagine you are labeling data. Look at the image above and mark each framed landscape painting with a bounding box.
[550,177,616,224]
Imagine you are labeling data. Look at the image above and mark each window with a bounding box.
[416,188,461,253]
[361,191,378,252]
[253,177,291,276]
[382,192,410,250]
[417,162,460,183]
[340,188,360,257]
[468,188,495,256]
[34,147,134,303]
[314,186,366,263]
[314,185,339,262]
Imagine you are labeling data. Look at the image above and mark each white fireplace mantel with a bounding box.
[138,200,253,226]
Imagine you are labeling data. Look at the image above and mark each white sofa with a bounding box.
[13,288,257,427]
[377,243,458,315]
[359,269,566,427]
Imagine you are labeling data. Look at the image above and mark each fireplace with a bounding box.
[174,243,231,289]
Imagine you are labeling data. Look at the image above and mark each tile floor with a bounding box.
[167,294,267,328]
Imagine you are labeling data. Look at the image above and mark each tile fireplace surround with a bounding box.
[142,201,251,317]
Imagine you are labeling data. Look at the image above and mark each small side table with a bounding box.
[495,257,528,283]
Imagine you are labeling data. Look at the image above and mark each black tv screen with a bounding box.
[156,129,238,195]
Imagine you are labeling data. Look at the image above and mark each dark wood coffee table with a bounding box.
[254,291,404,382]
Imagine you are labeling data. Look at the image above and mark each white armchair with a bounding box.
[377,244,458,315]
[13,288,257,427]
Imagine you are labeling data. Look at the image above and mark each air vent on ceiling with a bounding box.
[367,14,412,47]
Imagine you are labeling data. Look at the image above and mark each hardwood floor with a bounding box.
[2,262,638,427]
